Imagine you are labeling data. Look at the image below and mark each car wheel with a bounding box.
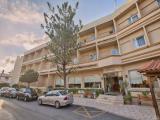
[38,99,42,105]
[55,101,60,109]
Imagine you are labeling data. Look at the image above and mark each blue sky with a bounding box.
[0,0,126,72]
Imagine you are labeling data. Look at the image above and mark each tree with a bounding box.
[41,2,82,89]
[19,69,39,88]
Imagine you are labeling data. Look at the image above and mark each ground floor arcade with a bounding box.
[27,58,160,93]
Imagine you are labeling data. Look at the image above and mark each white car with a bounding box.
[38,90,73,109]
[0,87,10,96]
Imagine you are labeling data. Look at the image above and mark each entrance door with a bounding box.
[104,73,122,93]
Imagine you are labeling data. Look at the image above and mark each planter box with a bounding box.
[138,95,152,105]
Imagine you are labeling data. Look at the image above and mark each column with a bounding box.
[95,27,99,60]
[113,19,121,55]
[136,2,142,18]
[81,76,85,89]
[143,26,151,46]
[101,75,105,90]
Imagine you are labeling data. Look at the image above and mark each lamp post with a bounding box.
[0,70,4,79]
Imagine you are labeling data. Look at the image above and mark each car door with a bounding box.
[18,88,25,99]
[48,91,58,105]
[43,91,53,105]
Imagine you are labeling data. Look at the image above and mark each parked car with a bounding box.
[0,89,2,96]
[5,88,17,98]
[0,87,10,97]
[38,90,73,109]
[16,88,38,101]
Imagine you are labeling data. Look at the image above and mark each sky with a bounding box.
[0,0,126,73]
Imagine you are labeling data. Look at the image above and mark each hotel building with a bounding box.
[20,0,160,92]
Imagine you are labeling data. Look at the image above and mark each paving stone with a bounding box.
[73,97,157,120]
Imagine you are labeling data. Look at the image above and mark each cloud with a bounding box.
[0,0,44,24]
[0,56,16,73]
[0,32,47,50]
[0,33,48,73]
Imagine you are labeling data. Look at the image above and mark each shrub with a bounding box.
[142,91,150,97]
[53,88,103,97]
[0,83,10,88]
[123,91,132,104]
[12,84,26,89]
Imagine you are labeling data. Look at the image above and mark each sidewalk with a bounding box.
[73,97,157,120]
[0,100,14,120]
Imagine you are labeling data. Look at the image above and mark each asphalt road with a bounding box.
[0,97,133,120]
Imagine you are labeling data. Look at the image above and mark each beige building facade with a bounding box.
[20,0,160,92]
[10,56,23,85]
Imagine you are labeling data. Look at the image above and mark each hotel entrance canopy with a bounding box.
[139,60,160,74]
[139,59,160,119]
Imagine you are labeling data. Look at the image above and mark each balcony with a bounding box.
[97,31,115,39]
[79,54,97,64]
[140,0,160,18]
[98,55,121,67]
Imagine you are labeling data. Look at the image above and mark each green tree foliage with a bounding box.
[0,83,10,88]
[19,69,39,88]
[41,1,82,89]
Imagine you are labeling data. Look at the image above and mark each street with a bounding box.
[0,97,132,120]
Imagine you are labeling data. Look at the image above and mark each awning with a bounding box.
[84,75,101,83]
[68,77,81,84]
[139,60,160,74]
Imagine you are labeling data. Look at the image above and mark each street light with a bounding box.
[0,70,4,79]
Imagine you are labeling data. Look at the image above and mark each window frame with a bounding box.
[90,34,96,41]
[156,0,160,6]
[89,53,97,61]
[128,69,149,88]
[111,49,119,55]
[133,35,146,48]
[128,14,139,24]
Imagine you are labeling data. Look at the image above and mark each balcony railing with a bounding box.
[79,55,97,64]
[140,0,160,17]
[98,55,121,67]
[97,31,114,39]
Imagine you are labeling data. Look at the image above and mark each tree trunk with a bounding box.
[149,76,160,120]
[27,82,30,88]
[63,63,67,90]
[64,73,67,89]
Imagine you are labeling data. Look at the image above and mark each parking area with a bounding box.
[0,97,132,120]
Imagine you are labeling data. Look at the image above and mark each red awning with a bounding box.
[139,60,160,74]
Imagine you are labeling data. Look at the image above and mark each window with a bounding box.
[84,75,101,88]
[133,36,146,48]
[129,70,149,88]
[111,49,119,55]
[55,79,64,88]
[90,35,96,41]
[68,77,81,88]
[46,91,53,96]
[59,91,68,95]
[73,58,79,64]
[128,14,139,24]
[156,0,160,6]
[89,53,97,61]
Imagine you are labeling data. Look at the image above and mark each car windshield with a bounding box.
[59,91,68,95]
[25,88,36,93]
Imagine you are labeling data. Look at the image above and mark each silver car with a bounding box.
[38,90,73,109]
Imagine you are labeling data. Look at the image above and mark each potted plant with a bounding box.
[124,92,132,104]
